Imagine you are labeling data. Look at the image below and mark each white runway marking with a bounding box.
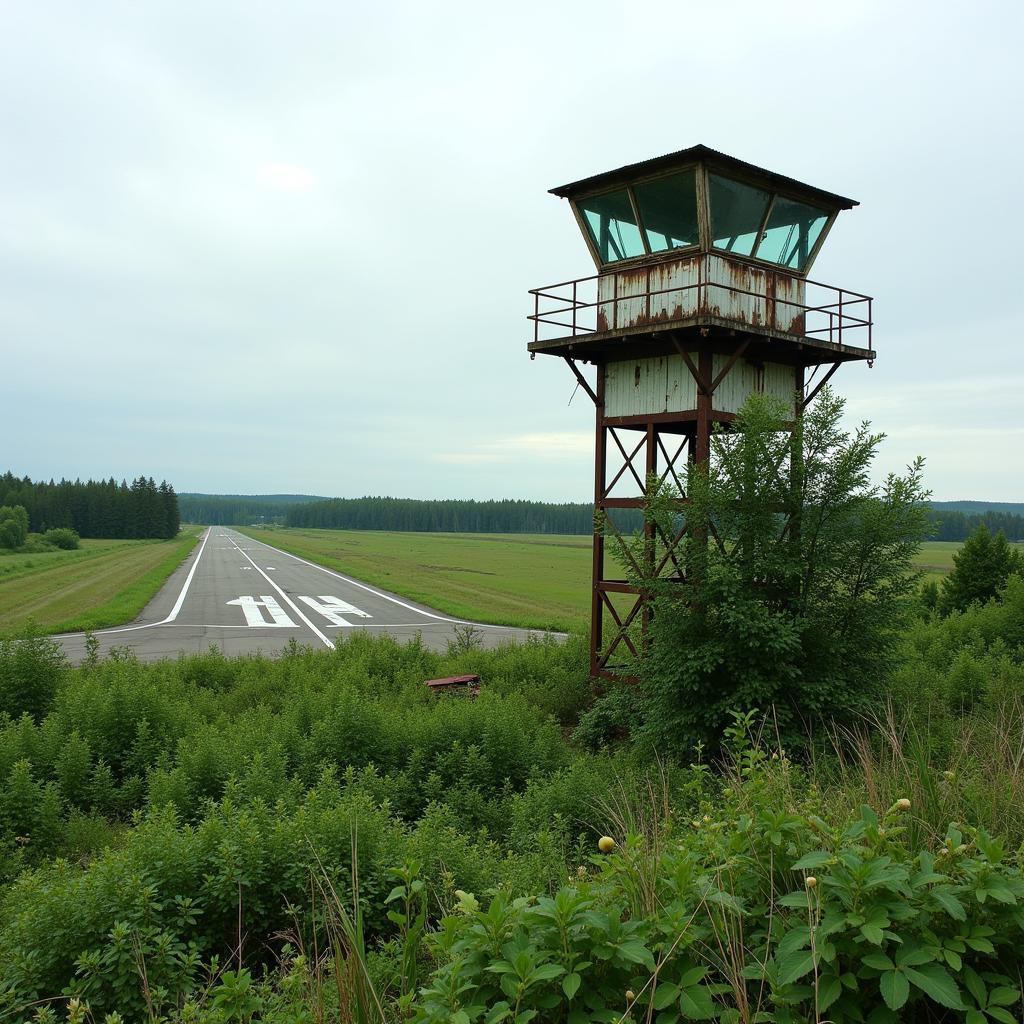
[166,526,212,621]
[226,595,296,627]
[298,595,372,626]
[226,536,335,650]
[52,527,214,638]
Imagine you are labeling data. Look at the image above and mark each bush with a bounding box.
[608,389,930,755]
[42,528,79,550]
[0,506,28,550]
[0,629,65,724]
[415,726,1024,1024]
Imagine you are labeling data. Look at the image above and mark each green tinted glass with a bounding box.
[633,170,699,253]
[579,190,645,263]
[754,197,829,269]
[709,174,770,256]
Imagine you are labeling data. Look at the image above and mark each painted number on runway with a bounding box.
[298,595,372,626]
[226,595,296,627]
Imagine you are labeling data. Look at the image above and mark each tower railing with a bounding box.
[529,253,873,351]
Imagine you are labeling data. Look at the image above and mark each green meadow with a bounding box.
[239,527,965,631]
[238,526,593,631]
[0,527,201,636]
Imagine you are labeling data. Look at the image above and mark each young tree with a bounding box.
[0,505,29,549]
[939,522,1023,614]
[608,388,930,754]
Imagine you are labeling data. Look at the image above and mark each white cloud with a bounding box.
[435,432,593,464]
[259,163,315,191]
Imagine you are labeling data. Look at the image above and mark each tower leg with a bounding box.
[590,369,605,678]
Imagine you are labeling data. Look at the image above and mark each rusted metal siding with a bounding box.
[604,355,699,418]
[712,356,798,414]
[595,253,806,336]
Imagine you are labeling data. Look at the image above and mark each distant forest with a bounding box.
[181,492,1024,541]
[0,472,180,539]
[285,497,600,534]
[929,509,1024,542]
[178,494,326,526]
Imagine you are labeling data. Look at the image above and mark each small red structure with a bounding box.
[424,674,481,697]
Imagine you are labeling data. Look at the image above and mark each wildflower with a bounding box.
[805,876,818,889]
[577,865,588,879]
[598,835,616,853]
[626,990,636,1003]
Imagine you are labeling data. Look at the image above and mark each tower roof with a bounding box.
[549,144,858,210]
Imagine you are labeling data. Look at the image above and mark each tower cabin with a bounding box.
[526,145,874,679]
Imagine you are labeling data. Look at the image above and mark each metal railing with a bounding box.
[529,254,872,350]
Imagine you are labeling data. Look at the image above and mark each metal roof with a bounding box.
[549,144,858,210]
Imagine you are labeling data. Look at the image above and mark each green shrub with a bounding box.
[42,527,80,550]
[0,629,65,723]
[940,523,1023,613]
[611,389,930,756]
[0,505,28,549]
[415,729,1024,1024]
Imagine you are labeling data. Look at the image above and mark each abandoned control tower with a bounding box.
[527,145,874,679]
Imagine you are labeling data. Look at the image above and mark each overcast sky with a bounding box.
[3,1,1021,502]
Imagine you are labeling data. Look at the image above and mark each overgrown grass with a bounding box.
[1,576,1023,1022]
[237,526,591,631]
[0,527,201,636]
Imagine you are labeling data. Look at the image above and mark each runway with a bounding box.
[53,528,555,663]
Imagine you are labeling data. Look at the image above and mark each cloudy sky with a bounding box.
[3,1,1021,501]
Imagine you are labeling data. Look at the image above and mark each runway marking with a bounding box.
[234,533,466,623]
[226,536,335,650]
[167,526,213,621]
[298,595,372,626]
[233,531,568,637]
[226,595,296,627]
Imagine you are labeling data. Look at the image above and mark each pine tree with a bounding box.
[940,522,1023,613]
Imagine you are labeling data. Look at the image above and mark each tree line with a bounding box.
[177,494,323,526]
[0,472,180,540]
[284,496,602,534]
[928,508,1024,541]
[208,493,1020,540]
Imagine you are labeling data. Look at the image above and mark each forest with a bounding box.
[0,473,180,540]
[283,496,606,534]
[177,494,326,527]
[181,491,1023,541]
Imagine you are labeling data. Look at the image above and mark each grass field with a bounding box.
[238,526,592,631]
[915,540,965,575]
[0,526,202,637]
[239,527,966,631]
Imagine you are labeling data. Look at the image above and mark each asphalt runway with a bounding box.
[53,528,555,664]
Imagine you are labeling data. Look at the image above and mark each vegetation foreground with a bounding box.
[0,568,1023,1022]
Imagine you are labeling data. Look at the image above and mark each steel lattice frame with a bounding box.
[573,344,842,680]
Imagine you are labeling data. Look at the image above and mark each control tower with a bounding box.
[527,145,873,679]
